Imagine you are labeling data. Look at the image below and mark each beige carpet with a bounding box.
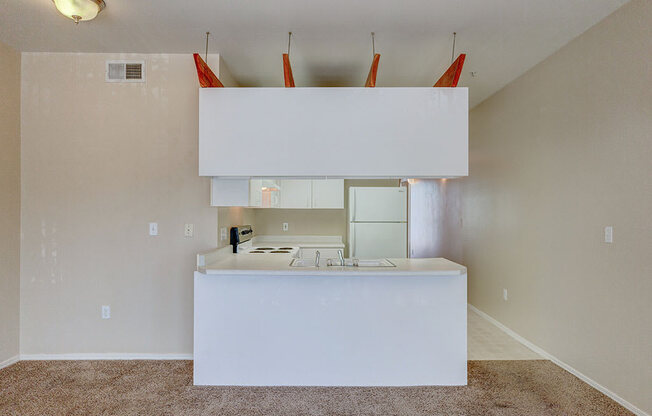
[0,360,631,416]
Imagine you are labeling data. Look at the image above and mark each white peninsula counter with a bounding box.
[194,248,467,387]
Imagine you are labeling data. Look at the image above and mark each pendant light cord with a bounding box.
[287,32,292,56]
[451,32,456,64]
[371,32,376,57]
[205,32,210,63]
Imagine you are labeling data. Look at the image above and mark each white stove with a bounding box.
[230,225,299,257]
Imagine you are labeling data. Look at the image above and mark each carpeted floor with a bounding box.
[0,360,632,416]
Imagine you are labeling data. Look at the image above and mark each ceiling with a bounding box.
[0,0,628,107]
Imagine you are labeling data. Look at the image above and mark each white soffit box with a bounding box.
[199,88,468,178]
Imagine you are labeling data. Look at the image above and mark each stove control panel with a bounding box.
[230,225,253,253]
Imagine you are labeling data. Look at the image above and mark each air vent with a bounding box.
[106,60,145,82]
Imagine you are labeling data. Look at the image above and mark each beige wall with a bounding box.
[0,40,21,364]
[252,209,346,237]
[20,53,220,355]
[457,0,651,412]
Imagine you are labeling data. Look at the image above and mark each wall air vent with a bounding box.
[105,60,145,82]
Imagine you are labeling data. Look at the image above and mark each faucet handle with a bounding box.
[338,249,344,266]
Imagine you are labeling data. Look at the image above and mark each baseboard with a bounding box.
[20,353,193,361]
[468,304,649,416]
[0,355,20,370]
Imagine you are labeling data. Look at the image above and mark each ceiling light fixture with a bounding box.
[52,0,106,24]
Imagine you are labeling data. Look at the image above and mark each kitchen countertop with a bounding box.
[198,251,466,276]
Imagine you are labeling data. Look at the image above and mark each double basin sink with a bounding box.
[290,258,396,268]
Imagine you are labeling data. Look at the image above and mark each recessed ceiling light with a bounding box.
[52,0,106,24]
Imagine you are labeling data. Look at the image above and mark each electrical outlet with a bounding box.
[149,222,158,236]
[604,226,613,243]
[102,305,111,319]
[220,227,227,241]
[282,222,289,232]
[184,223,194,237]
[503,289,508,301]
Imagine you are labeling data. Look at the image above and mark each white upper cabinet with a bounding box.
[210,178,250,207]
[312,179,344,209]
[249,179,281,208]
[279,180,312,209]
[199,88,468,178]
[249,179,263,207]
[211,178,343,208]
[212,178,279,207]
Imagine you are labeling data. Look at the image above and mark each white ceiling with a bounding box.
[0,0,628,107]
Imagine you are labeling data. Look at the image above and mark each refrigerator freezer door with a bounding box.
[349,222,407,258]
[349,187,407,222]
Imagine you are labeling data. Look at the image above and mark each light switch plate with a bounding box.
[282,222,289,232]
[184,223,194,237]
[149,222,158,236]
[604,226,613,243]
[102,305,111,319]
[220,227,228,241]
[503,289,508,301]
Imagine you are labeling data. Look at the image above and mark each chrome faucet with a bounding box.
[315,250,320,267]
[338,249,344,266]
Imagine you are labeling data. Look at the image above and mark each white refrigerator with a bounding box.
[348,187,408,258]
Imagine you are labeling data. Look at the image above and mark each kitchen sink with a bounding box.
[348,259,396,267]
[289,258,321,267]
[289,258,396,268]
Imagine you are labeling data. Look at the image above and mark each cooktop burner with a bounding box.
[241,244,299,255]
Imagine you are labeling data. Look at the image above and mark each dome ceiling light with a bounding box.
[52,0,106,24]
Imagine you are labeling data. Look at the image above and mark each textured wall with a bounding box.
[252,209,346,238]
[0,40,21,365]
[20,53,220,355]
[458,0,651,412]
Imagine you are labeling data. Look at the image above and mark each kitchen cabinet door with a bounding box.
[279,180,312,209]
[249,179,262,207]
[250,179,281,208]
[210,178,250,207]
[311,179,344,209]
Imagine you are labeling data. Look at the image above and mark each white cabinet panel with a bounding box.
[244,179,343,209]
[311,179,344,209]
[210,178,250,207]
[279,180,312,209]
[249,179,262,207]
[250,179,281,208]
[199,88,468,178]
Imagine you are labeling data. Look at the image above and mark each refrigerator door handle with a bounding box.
[350,224,355,258]
[350,189,356,222]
